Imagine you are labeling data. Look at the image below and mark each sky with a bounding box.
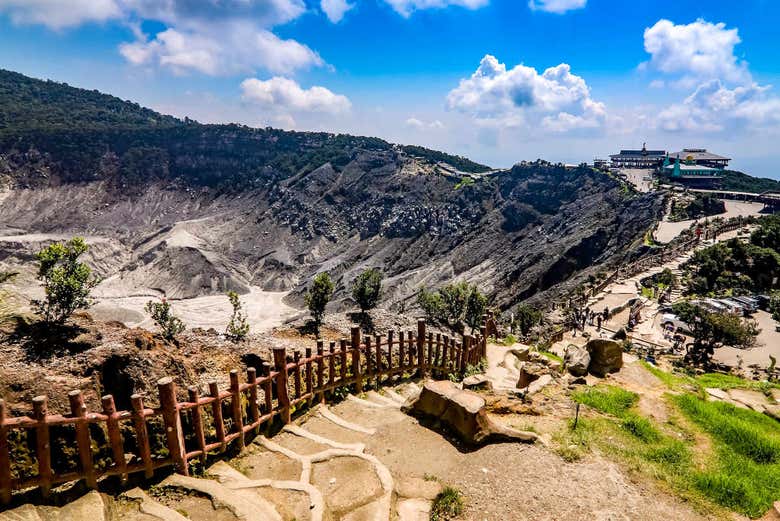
[2,1,780,178]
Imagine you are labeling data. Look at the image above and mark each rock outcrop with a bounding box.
[586,339,624,377]
[564,344,590,377]
[402,380,538,445]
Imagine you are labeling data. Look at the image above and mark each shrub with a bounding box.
[305,272,334,334]
[33,237,99,323]
[225,291,249,341]
[430,486,464,521]
[145,299,186,340]
[351,268,383,315]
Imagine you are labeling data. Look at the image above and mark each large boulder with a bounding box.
[564,344,590,377]
[402,380,538,445]
[586,339,623,377]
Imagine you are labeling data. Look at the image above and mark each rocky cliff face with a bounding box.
[0,149,663,312]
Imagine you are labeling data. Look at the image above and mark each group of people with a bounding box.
[571,306,610,336]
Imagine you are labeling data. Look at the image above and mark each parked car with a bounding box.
[661,313,692,334]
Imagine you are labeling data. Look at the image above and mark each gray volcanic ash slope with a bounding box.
[0,69,664,313]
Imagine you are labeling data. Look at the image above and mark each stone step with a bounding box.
[37,491,107,521]
[364,390,402,408]
[0,504,43,521]
[119,488,189,521]
[161,473,282,521]
[346,394,393,409]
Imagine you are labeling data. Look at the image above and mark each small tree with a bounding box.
[417,287,444,323]
[305,272,334,334]
[417,282,487,333]
[351,268,383,317]
[672,302,758,365]
[33,237,98,323]
[464,286,488,333]
[145,298,185,341]
[226,291,250,341]
[514,304,542,336]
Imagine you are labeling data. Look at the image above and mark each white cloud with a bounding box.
[405,117,445,130]
[119,21,322,76]
[528,0,586,14]
[0,0,121,29]
[321,0,354,23]
[657,80,780,133]
[446,55,607,132]
[241,77,351,115]
[382,0,488,17]
[643,19,750,85]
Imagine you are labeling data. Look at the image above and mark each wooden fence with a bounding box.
[0,319,488,505]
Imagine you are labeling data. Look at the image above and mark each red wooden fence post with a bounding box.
[273,348,291,424]
[32,396,52,498]
[262,363,273,415]
[305,347,314,405]
[480,325,487,359]
[351,327,363,393]
[102,395,128,483]
[461,336,471,372]
[364,337,373,388]
[130,394,154,479]
[208,381,226,451]
[387,331,394,375]
[187,387,207,464]
[316,340,325,404]
[158,378,188,476]
[340,339,348,381]
[0,399,11,505]
[68,390,96,488]
[398,332,405,373]
[375,335,382,390]
[247,367,259,431]
[417,320,426,376]
[229,370,245,449]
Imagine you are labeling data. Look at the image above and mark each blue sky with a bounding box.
[2,0,780,177]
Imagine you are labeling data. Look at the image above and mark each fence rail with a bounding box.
[0,318,490,505]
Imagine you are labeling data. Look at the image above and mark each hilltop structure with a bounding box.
[608,144,731,188]
[668,148,730,169]
[609,144,666,169]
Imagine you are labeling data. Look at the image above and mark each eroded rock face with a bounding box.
[586,339,623,377]
[564,344,590,377]
[517,362,547,388]
[402,380,538,445]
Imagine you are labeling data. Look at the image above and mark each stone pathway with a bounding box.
[1,383,440,521]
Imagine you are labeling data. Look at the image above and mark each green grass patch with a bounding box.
[572,385,638,417]
[620,413,660,443]
[673,394,780,464]
[673,393,780,517]
[695,373,779,394]
[431,486,464,520]
[501,333,517,346]
[640,361,695,390]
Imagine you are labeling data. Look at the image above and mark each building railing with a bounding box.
[0,319,488,505]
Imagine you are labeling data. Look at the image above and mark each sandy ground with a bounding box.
[91,288,300,333]
[655,200,765,244]
[714,310,780,368]
[621,169,654,193]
